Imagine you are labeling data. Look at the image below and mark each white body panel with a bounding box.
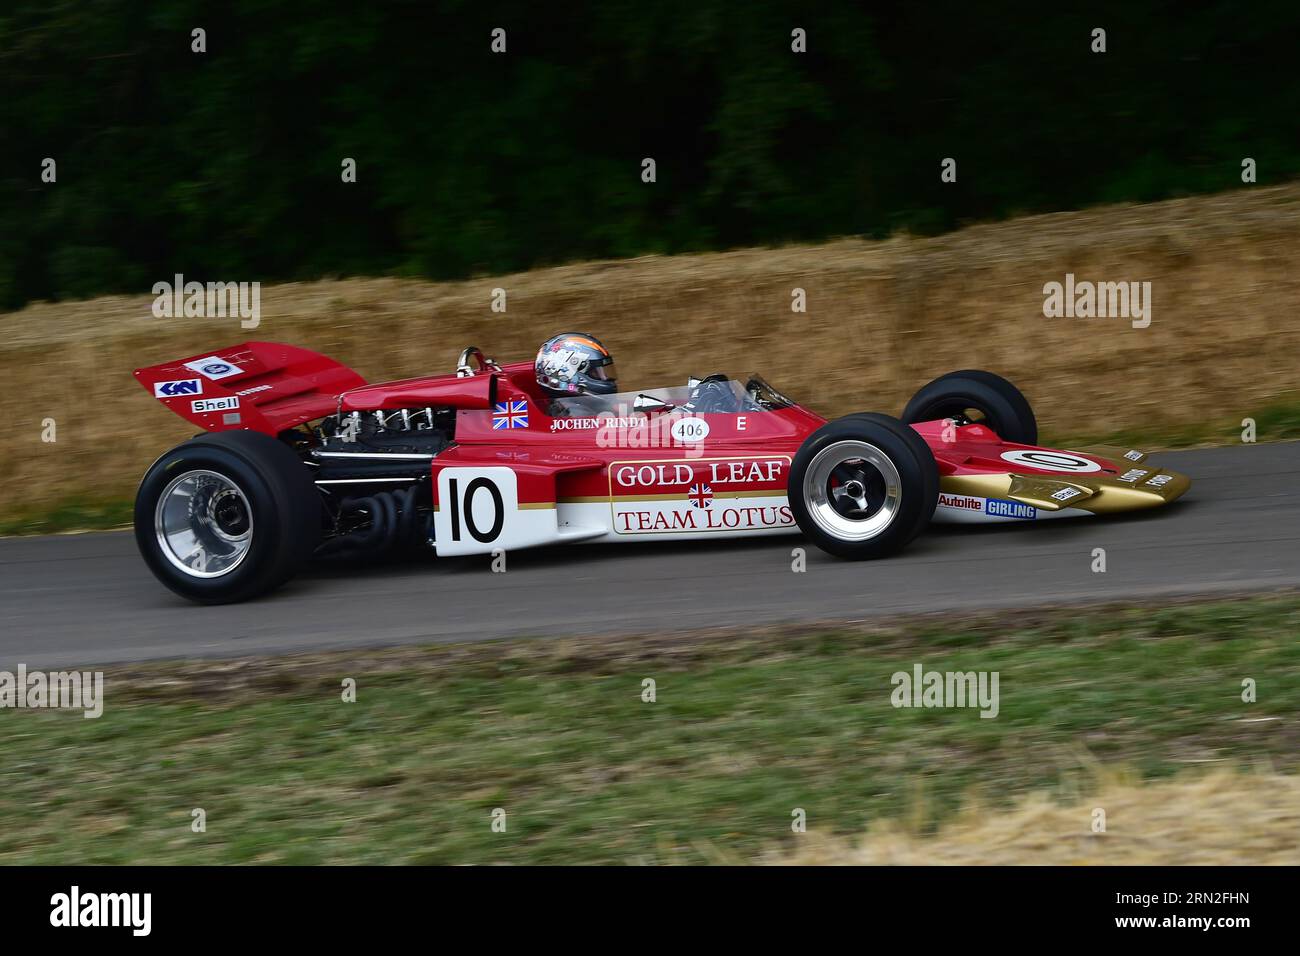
[558,496,799,544]
[433,467,604,556]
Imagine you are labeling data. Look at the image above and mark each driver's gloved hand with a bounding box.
[685,375,735,413]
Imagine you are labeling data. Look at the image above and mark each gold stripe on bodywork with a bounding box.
[433,501,555,511]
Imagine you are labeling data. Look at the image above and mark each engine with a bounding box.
[312,407,453,472]
[306,407,455,558]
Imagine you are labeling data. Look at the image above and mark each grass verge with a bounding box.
[1044,394,1300,452]
[1,594,1297,864]
[0,497,133,537]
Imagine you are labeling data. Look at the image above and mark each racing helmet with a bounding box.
[535,332,618,396]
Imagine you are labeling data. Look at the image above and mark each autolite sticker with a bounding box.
[937,493,983,510]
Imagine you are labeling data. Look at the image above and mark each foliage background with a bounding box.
[2,1,1298,309]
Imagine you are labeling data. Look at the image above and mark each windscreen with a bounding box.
[549,376,793,417]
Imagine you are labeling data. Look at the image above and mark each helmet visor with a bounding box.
[587,360,617,382]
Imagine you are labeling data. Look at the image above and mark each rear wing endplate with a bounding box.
[133,341,367,435]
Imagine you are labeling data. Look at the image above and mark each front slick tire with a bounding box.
[789,413,938,560]
[901,369,1038,445]
[134,431,321,604]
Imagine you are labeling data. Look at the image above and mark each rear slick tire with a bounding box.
[134,431,321,604]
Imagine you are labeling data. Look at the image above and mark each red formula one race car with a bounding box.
[132,335,1190,603]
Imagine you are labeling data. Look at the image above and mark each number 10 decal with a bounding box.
[434,467,520,556]
[446,476,504,543]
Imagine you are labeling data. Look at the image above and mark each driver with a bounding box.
[536,332,620,416]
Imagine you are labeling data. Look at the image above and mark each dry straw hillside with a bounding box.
[771,769,1300,865]
[2,183,1298,520]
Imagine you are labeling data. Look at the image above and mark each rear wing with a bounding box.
[133,341,367,435]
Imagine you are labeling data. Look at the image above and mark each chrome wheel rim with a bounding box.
[154,469,253,578]
[803,440,902,540]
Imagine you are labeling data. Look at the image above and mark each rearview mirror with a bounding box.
[633,394,671,412]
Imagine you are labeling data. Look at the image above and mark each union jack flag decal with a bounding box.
[492,400,529,429]
[688,483,713,508]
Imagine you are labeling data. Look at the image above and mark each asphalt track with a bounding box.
[2,442,1297,668]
